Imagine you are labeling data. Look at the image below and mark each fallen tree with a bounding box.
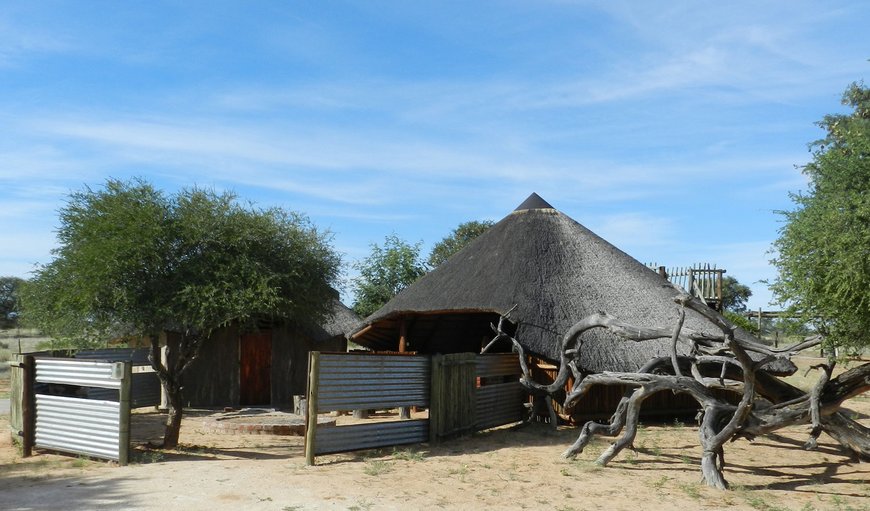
[485,296,870,489]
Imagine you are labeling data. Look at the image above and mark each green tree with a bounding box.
[720,276,752,313]
[22,179,340,447]
[0,276,25,329]
[427,220,494,268]
[771,82,870,352]
[352,234,426,317]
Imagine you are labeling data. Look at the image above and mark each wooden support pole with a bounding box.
[757,308,762,334]
[21,355,35,458]
[304,352,321,466]
[687,269,695,298]
[429,354,442,444]
[398,318,408,353]
[399,319,411,420]
[118,361,132,466]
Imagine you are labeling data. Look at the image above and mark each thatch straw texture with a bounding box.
[353,194,788,374]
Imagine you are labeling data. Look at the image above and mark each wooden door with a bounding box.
[240,331,272,406]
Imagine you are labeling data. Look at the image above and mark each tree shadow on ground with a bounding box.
[0,463,139,510]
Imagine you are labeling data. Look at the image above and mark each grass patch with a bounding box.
[678,482,702,500]
[362,459,393,476]
[348,498,374,511]
[649,475,670,491]
[391,447,425,462]
[744,493,789,511]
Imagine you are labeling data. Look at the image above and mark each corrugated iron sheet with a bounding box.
[314,420,429,455]
[476,354,521,379]
[475,382,526,430]
[75,348,151,364]
[86,372,160,408]
[35,394,121,461]
[35,358,121,389]
[316,354,430,412]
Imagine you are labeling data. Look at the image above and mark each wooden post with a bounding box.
[118,361,132,466]
[21,355,35,458]
[658,266,667,278]
[398,319,408,353]
[716,270,725,312]
[757,308,762,335]
[687,269,695,298]
[429,354,442,444]
[399,320,411,420]
[304,351,321,466]
[159,345,169,411]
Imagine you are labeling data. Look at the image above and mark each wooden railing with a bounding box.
[648,263,726,311]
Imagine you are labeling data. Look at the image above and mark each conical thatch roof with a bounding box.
[303,297,361,343]
[352,194,787,374]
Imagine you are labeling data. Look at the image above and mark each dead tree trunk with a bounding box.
[489,297,870,489]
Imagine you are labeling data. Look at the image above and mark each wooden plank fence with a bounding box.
[648,263,725,310]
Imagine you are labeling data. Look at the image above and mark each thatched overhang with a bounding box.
[351,193,794,375]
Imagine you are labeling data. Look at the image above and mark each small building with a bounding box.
[350,193,790,418]
[177,297,359,409]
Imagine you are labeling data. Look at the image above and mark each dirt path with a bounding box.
[2,396,868,511]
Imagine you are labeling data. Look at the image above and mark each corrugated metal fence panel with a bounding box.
[35,358,121,389]
[85,373,159,408]
[75,348,151,364]
[475,382,526,431]
[316,354,430,412]
[314,420,429,455]
[35,394,121,461]
[476,354,522,378]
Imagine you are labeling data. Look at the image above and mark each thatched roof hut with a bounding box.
[351,193,785,375]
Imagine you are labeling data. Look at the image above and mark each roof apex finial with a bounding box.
[514,192,554,211]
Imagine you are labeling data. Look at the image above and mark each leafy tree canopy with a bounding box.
[351,234,426,317]
[21,178,340,447]
[427,220,494,268]
[24,179,340,339]
[720,276,752,313]
[771,81,870,351]
[0,276,25,329]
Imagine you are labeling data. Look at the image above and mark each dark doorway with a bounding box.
[240,331,272,406]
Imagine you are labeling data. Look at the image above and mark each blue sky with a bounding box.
[1,1,867,311]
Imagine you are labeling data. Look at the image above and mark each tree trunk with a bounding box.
[148,331,200,449]
[162,384,184,449]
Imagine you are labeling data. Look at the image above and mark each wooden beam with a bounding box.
[398,319,408,353]
[21,355,35,458]
[304,352,321,466]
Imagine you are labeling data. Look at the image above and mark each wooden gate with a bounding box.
[429,353,478,443]
[240,331,272,406]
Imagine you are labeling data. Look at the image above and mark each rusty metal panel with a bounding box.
[35,358,121,389]
[475,382,526,430]
[316,354,430,412]
[476,354,521,379]
[314,420,428,455]
[35,394,121,461]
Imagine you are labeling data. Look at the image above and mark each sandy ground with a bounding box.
[1,397,867,511]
